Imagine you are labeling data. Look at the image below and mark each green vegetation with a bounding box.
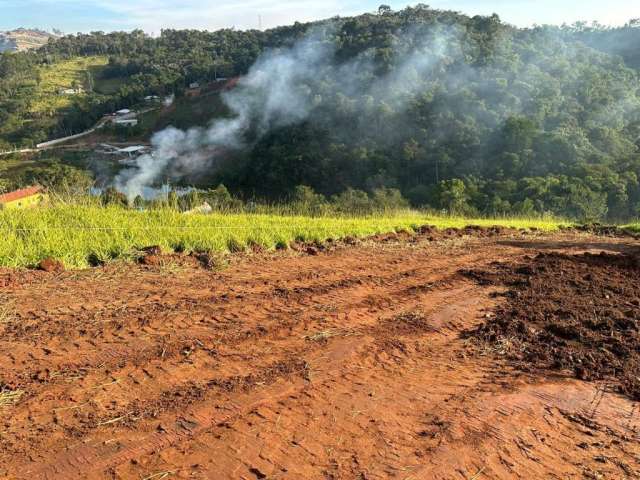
[0,150,95,194]
[1,7,640,221]
[0,202,564,269]
[31,56,108,113]
[626,223,640,234]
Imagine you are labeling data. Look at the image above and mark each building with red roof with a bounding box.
[0,186,47,209]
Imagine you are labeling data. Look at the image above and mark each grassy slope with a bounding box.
[0,204,566,268]
[31,56,109,114]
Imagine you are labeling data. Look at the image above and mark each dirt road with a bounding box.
[1,231,639,479]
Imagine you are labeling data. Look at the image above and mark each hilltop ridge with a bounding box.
[0,28,58,52]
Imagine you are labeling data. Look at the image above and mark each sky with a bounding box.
[0,0,638,34]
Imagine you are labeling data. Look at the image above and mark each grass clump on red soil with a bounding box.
[0,389,23,407]
[465,250,640,400]
[0,203,566,269]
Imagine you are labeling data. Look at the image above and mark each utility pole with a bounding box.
[258,15,263,30]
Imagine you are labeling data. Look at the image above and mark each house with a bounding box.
[116,109,132,116]
[118,145,148,156]
[59,87,83,95]
[114,118,139,127]
[0,186,47,209]
[189,82,200,89]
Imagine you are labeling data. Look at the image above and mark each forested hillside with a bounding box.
[569,20,640,70]
[2,5,640,220]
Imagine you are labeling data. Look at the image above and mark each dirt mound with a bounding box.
[37,258,64,273]
[465,251,640,399]
[564,223,640,238]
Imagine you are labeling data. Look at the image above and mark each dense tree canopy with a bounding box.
[1,5,640,220]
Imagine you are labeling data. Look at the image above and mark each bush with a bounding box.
[100,187,128,207]
[331,188,374,215]
[291,185,331,216]
[371,188,409,212]
[203,184,243,211]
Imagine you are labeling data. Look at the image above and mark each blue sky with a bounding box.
[1,0,638,33]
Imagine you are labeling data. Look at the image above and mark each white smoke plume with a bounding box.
[115,29,335,198]
[163,94,175,108]
[114,24,462,199]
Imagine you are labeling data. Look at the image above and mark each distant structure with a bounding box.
[59,87,83,95]
[110,109,139,127]
[186,82,202,98]
[0,186,47,210]
[114,118,139,127]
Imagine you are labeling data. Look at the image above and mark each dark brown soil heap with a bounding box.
[464,250,640,400]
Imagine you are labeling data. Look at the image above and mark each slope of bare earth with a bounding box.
[0,230,639,479]
[0,29,55,52]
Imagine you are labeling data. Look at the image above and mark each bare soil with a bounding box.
[1,230,639,479]
[465,249,640,400]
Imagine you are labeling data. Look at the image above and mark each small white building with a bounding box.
[116,109,132,116]
[60,87,83,95]
[114,118,139,127]
[118,145,147,155]
[189,82,200,89]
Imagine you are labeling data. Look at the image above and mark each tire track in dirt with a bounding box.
[1,232,639,479]
[23,283,488,480]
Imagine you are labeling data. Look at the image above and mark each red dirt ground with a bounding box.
[1,231,639,479]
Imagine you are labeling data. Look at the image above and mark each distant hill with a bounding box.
[0,28,57,53]
[2,8,640,221]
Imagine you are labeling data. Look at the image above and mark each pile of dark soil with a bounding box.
[464,250,640,400]
[563,224,640,238]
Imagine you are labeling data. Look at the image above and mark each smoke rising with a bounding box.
[113,18,640,200]
[115,29,334,198]
[114,23,462,199]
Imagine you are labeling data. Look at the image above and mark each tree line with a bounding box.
[1,5,640,220]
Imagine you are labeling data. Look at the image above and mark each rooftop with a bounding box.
[0,185,43,204]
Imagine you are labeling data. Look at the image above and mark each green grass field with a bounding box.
[31,56,109,114]
[0,204,567,269]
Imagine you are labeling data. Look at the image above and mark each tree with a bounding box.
[437,179,472,214]
[291,185,330,215]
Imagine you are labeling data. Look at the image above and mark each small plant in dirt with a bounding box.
[194,250,229,270]
[226,238,246,253]
[0,388,23,407]
[0,296,15,324]
[303,330,337,342]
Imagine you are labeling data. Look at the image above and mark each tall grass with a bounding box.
[626,223,640,234]
[0,203,567,269]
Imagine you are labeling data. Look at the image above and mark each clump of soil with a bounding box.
[563,224,640,238]
[38,258,64,273]
[464,250,640,400]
